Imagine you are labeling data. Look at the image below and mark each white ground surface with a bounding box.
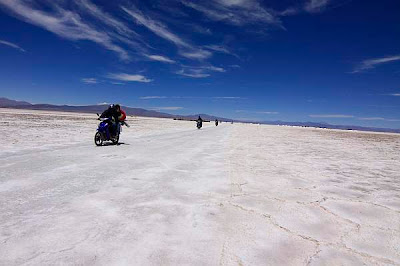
[1,108,399,265]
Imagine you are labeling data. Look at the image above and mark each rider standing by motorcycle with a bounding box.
[100,104,125,136]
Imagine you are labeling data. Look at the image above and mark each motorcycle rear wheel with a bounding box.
[111,133,119,145]
[94,132,103,146]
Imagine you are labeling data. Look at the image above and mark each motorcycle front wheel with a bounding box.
[94,132,103,146]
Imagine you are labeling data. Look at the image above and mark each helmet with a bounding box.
[115,104,121,110]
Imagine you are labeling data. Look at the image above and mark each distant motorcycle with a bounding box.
[197,120,202,129]
[94,115,129,146]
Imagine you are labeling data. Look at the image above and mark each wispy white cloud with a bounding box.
[122,6,189,48]
[176,69,210,78]
[214,97,243,99]
[309,114,355,118]
[77,0,134,38]
[181,0,281,27]
[179,50,212,60]
[204,45,232,55]
[189,24,212,35]
[0,0,130,60]
[122,5,211,60]
[140,96,167,99]
[81,77,98,84]
[304,0,330,13]
[176,64,226,78]
[76,0,149,54]
[107,73,152,83]
[256,111,279,114]
[279,7,299,16]
[0,39,25,52]
[388,93,400,96]
[352,55,400,73]
[146,54,176,64]
[205,66,226,72]
[358,117,386,121]
[0,0,336,76]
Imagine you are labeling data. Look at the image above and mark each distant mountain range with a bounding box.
[259,120,400,134]
[1,97,399,133]
[0,97,229,122]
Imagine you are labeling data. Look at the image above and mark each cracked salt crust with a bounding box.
[0,109,399,265]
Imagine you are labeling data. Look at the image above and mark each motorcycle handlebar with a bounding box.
[98,118,130,127]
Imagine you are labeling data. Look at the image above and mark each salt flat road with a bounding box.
[1,109,399,265]
[0,119,232,265]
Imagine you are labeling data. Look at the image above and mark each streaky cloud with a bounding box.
[304,0,330,13]
[204,44,240,59]
[0,39,26,52]
[122,5,211,60]
[352,55,400,73]
[77,0,135,38]
[0,0,130,60]
[214,97,243,99]
[176,69,210,78]
[146,55,176,64]
[121,6,189,48]
[279,7,299,16]
[204,66,226,72]
[176,64,226,78]
[179,50,212,60]
[140,96,167,99]
[256,111,279,114]
[358,117,386,121]
[107,73,152,83]
[110,82,125,85]
[204,45,230,54]
[181,0,281,27]
[81,78,98,84]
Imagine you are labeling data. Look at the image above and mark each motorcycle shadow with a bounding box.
[101,142,129,147]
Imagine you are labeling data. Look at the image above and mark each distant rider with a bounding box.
[197,116,203,125]
[100,104,126,136]
[196,115,203,128]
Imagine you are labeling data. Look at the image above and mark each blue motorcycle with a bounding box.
[94,115,129,146]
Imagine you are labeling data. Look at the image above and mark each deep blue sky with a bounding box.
[0,0,399,128]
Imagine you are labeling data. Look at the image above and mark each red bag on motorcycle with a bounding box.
[119,110,127,122]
